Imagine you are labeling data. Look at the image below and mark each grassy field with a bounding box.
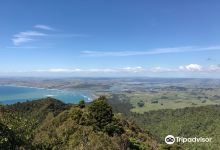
[121,88,220,113]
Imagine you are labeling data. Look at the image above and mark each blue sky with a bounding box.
[0,0,220,77]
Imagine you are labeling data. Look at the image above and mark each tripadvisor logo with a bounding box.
[165,135,175,144]
[165,135,212,144]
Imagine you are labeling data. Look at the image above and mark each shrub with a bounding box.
[78,100,85,108]
[137,101,144,107]
[88,96,113,130]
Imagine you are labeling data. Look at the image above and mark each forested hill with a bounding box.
[107,96,220,150]
[132,105,220,150]
[2,96,218,149]
[1,98,70,123]
[0,97,158,150]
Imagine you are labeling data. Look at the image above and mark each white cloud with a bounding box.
[150,67,175,73]
[12,38,33,46]
[12,31,47,45]
[33,65,202,74]
[34,24,54,31]
[49,34,89,38]
[10,25,89,46]
[36,68,82,73]
[208,65,220,72]
[179,64,203,71]
[5,46,47,49]
[121,66,144,72]
[4,64,220,77]
[86,69,117,72]
[81,46,220,57]
[34,67,145,73]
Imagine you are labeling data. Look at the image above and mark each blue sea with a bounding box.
[0,85,92,104]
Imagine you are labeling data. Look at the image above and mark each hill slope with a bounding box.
[0,97,158,150]
[132,105,220,150]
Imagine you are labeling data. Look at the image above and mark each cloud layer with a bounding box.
[11,24,87,46]
[34,24,54,31]
[12,31,46,46]
[34,64,220,74]
[12,24,53,46]
[81,46,220,57]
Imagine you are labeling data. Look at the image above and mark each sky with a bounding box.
[0,0,220,77]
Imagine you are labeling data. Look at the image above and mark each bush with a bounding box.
[151,100,158,104]
[137,101,145,107]
[129,137,145,150]
[88,96,113,130]
[0,122,17,150]
[78,100,85,108]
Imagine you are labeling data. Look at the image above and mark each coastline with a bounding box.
[0,84,95,104]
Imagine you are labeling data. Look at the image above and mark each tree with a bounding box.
[78,100,85,108]
[137,100,144,107]
[88,96,113,130]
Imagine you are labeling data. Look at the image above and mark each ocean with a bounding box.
[0,85,91,104]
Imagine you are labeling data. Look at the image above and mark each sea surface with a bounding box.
[0,85,92,104]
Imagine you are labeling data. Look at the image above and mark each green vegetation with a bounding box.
[1,77,220,150]
[0,97,158,150]
[0,122,17,150]
[88,96,114,131]
[132,105,220,150]
[2,94,218,150]
[78,99,85,108]
[108,89,220,113]
[137,100,145,107]
[108,94,220,150]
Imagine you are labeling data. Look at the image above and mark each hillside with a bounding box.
[0,97,158,150]
[107,95,220,150]
[1,96,218,149]
[132,105,220,150]
[1,97,70,123]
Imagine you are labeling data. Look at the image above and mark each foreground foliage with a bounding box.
[2,94,218,150]
[0,97,158,150]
